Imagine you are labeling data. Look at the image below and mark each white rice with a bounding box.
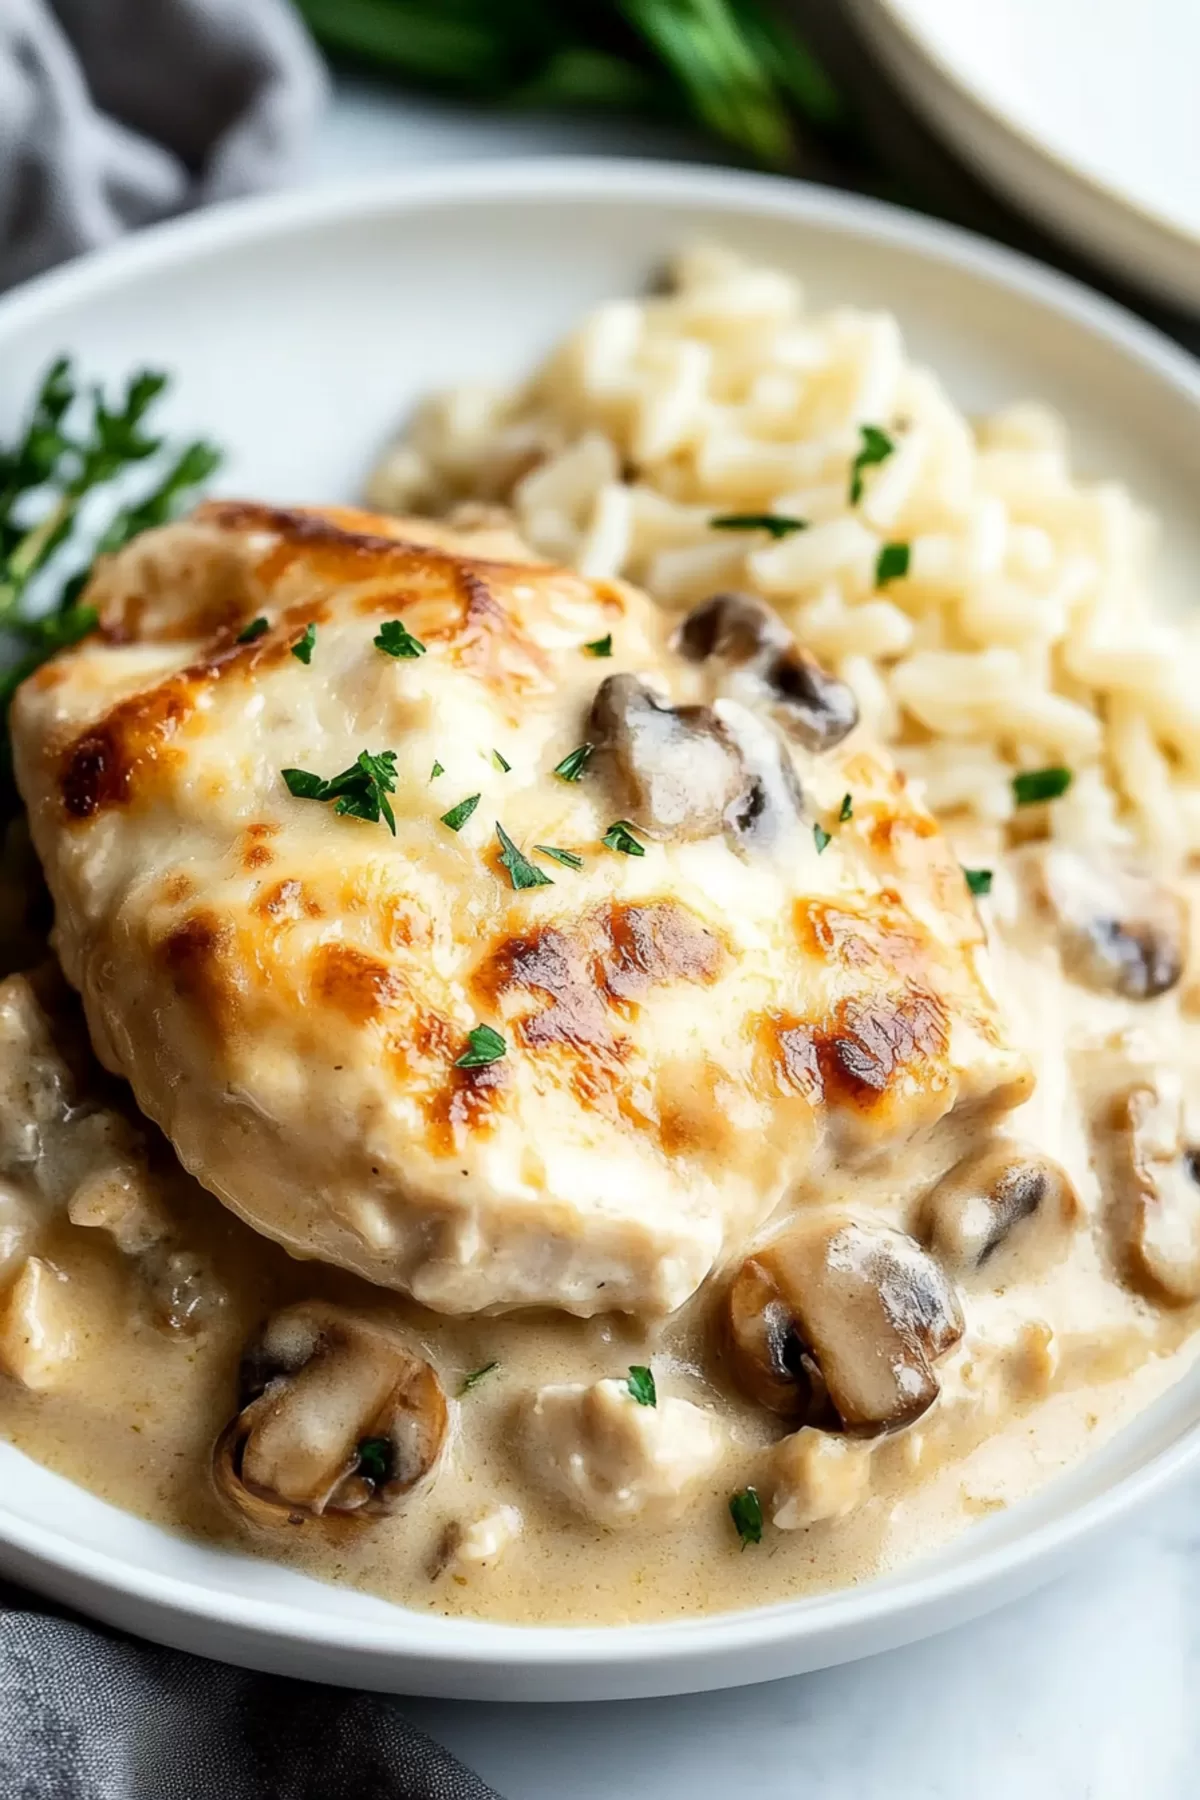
[368,243,1200,865]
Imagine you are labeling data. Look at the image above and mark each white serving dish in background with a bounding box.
[2,160,1200,1700]
[851,0,1200,313]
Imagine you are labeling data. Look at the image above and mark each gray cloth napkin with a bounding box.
[0,0,328,290]
[0,1584,501,1799]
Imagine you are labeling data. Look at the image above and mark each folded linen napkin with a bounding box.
[0,0,327,290]
[0,1583,501,1800]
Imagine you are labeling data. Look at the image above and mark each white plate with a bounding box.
[851,0,1200,313]
[3,160,1200,1701]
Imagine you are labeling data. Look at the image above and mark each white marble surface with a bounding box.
[308,78,1200,1800]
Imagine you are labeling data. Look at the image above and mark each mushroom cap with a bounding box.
[1037,848,1186,1001]
[726,1215,964,1435]
[588,672,746,840]
[675,592,860,754]
[921,1140,1079,1274]
[1115,1079,1200,1303]
[214,1302,448,1527]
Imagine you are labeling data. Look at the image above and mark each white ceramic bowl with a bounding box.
[3,160,1200,1701]
[850,0,1200,314]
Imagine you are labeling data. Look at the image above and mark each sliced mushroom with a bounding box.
[726,1215,964,1435]
[1036,847,1185,1000]
[1110,1072,1200,1303]
[713,698,806,851]
[921,1141,1079,1274]
[676,592,859,753]
[214,1302,448,1526]
[588,672,746,839]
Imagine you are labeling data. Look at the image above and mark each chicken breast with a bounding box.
[11,502,1030,1316]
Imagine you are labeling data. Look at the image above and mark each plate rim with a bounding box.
[2,154,1200,1686]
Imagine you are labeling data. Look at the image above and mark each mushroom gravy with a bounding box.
[1,826,1198,1626]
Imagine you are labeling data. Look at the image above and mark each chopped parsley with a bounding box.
[849,423,896,504]
[237,616,269,644]
[1012,766,1072,806]
[496,821,553,889]
[626,1365,656,1407]
[535,844,583,869]
[729,1486,763,1548]
[282,749,398,834]
[813,822,831,854]
[553,743,594,783]
[375,618,426,659]
[459,1360,500,1395]
[839,792,853,822]
[455,1023,506,1068]
[964,867,993,897]
[440,792,481,832]
[492,748,511,773]
[584,633,613,657]
[875,540,910,585]
[601,820,645,857]
[430,760,444,780]
[290,621,317,664]
[356,1436,393,1484]
[710,512,808,539]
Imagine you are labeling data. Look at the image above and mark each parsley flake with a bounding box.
[964,867,993,896]
[496,821,553,889]
[430,760,444,780]
[813,822,831,854]
[729,1486,763,1548]
[535,844,583,869]
[237,616,268,644]
[455,1023,506,1068]
[282,749,398,834]
[626,1365,656,1407]
[460,1361,500,1395]
[356,1436,393,1484]
[375,618,426,659]
[839,793,853,822]
[290,621,317,664]
[492,748,511,773]
[1012,766,1072,806]
[553,743,594,783]
[875,541,910,585]
[440,793,481,832]
[584,633,613,657]
[849,424,896,504]
[601,820,645,857]
[710,512,808,539]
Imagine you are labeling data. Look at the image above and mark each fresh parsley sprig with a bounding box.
[710,512,807,539]
[496,821,553,889]
[849,424,895,505]
[282,749,399,833]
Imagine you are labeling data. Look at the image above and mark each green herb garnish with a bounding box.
[875,540,910,584]
[839,792,853,822]
[455,1023,506,1068]
[440,793,481,832]
[584,633,613,657]
[553,743,594,782]
[492,748,511,772]
[459,1361,500,1395]
[375,618,426,659]
[849,424,895,504]
[536,844,584,869]
[356,1436,393,1484]
[291,621,317,664]
[1012,766,1072,806]
[729,1486,763,1548]
[496,821,554,889]
[601,819,645,857]
[813,822,831,854]
[430,760,444,780]
[237,616,269,644]
[710,512,808,539]
[282,749,398,834]
[964,867,993,896]
[626,1365,656,1406]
